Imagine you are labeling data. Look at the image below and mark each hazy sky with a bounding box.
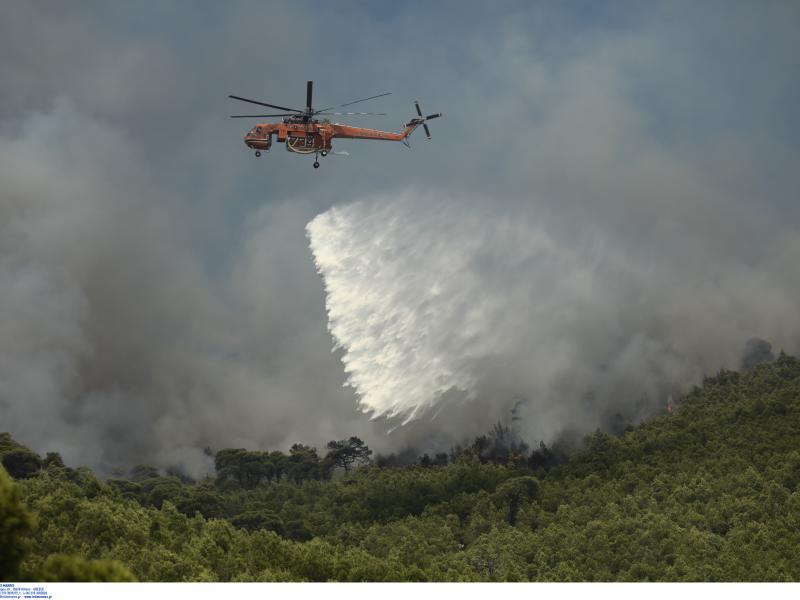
[1,1,799,473]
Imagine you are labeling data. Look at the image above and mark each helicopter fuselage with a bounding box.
[244,118,419,155]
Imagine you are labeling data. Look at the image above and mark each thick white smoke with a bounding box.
[308,192,800,442]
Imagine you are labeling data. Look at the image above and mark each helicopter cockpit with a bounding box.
[244,126,271,156]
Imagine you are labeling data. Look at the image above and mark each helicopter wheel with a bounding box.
[320,150,328,157]
[254,151,261,157]
[313,161,320,169]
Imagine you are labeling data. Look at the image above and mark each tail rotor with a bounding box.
[413,100,442,140]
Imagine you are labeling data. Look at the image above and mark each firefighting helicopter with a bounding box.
[229,81,442,168]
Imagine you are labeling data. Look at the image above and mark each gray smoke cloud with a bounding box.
[0,103,374,475]
[741,338,775,372]
[1,1,799,471]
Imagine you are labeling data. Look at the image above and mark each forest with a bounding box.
[2,353,800,582]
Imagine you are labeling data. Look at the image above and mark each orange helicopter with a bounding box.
[229,81,442,168]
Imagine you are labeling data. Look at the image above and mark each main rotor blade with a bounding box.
[425,113,442,120]
[423,124,431,139]
[230,113,295,118]
[316,112,387,116]
[414,101,423,117]
[338,91,391,108]
[228,95,302,113]
[315,92,391,113]
[306,81,313,113]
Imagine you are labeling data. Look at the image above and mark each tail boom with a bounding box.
[331,123,413,142]
[331,106,441,143]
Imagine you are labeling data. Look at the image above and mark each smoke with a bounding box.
[0,103,373,476]
[308,190,800,443]
[2,2,799,471]
[0,103,217,473]
[741,338,775,371]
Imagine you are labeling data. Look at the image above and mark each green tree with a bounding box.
[325,437,372,473]
[287,444,323,482]
[492,476,540,526]
[1,450,42,480]
[0,466,36,580]
[129,465,160,481]
[231,509,285,535]
[42,452,64,470]
[175,484,227,519]
[140,476,185,509]
[36,555,136,582]
[215,449,274,489]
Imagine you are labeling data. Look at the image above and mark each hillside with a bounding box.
[1,354,799,581]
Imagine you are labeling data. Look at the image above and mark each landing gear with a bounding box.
[313,161,320,169]
[320,150,328,157]
[254,151,261,157]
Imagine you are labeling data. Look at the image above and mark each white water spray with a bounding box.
[308,192,800,438]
